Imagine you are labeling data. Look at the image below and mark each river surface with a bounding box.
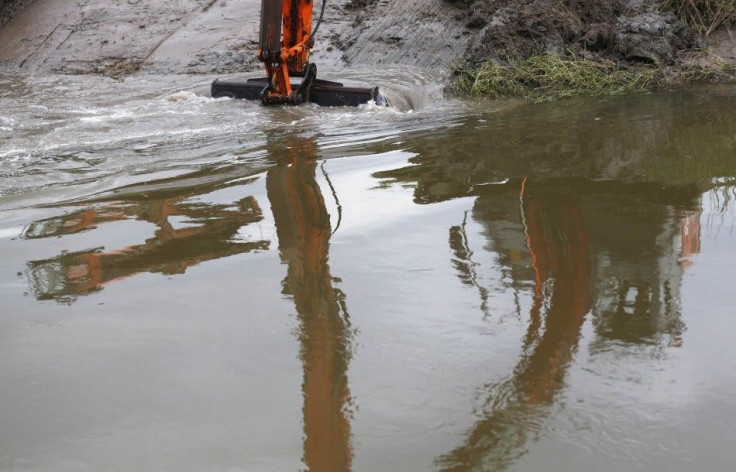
[1,71,736,472]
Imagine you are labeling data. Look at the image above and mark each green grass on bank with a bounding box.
[452,54,735,102]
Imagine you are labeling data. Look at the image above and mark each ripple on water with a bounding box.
[0,70,468,207]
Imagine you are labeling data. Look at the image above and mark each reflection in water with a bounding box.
[267,141,353,472]
[375,150,707,470]
[24,187,268,302]
[438,179,593,471]
[22,136,353,472]
[15,89,736,471]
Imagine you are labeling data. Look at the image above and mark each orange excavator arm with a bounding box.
[257,0,320,104]
[211,0,384,106]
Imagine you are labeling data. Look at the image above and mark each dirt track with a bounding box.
[0,0,733,77]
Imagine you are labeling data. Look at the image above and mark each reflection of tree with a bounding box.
[450,211,492,318]
[438,181,592,471]
[376,150,704,470]
[464,181,700,470]
[438,178,703,470]
[704,182,736,242]
[25,192,268,303]
[266,138,353,472]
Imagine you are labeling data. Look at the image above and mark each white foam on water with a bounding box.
[164,90,213,103]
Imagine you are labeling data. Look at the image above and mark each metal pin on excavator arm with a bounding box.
[211,0,385,106]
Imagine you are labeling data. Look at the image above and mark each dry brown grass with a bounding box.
[662,0,736,35]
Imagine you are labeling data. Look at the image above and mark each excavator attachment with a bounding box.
[211,77,386,107]
[211,0,385,107]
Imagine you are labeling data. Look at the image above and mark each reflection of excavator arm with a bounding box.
[266,137,353,472]
[21,207,130,239]
[25,196,268,302]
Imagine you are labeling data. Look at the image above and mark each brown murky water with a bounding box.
[1,73,736,471]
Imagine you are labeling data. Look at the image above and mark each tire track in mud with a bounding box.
[140,0,222,68]
[0,0,242,75]
[18,23,63,69]
[338,0,472,68]
[0,0,475,75]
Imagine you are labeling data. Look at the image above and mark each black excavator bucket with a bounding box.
[211,77,388,107]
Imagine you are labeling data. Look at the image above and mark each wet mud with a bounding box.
[0,0,733,78]
[445,0,701,65]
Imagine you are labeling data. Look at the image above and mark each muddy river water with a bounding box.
[1,71,735,471]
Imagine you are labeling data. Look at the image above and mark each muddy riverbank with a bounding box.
[0,0,733,84]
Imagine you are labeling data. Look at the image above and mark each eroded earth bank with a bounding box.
[0,0,733,83]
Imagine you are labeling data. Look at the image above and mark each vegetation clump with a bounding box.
[662,0,736,35]
[452,54,735,102]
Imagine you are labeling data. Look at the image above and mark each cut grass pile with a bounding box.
[452,54,735,101]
